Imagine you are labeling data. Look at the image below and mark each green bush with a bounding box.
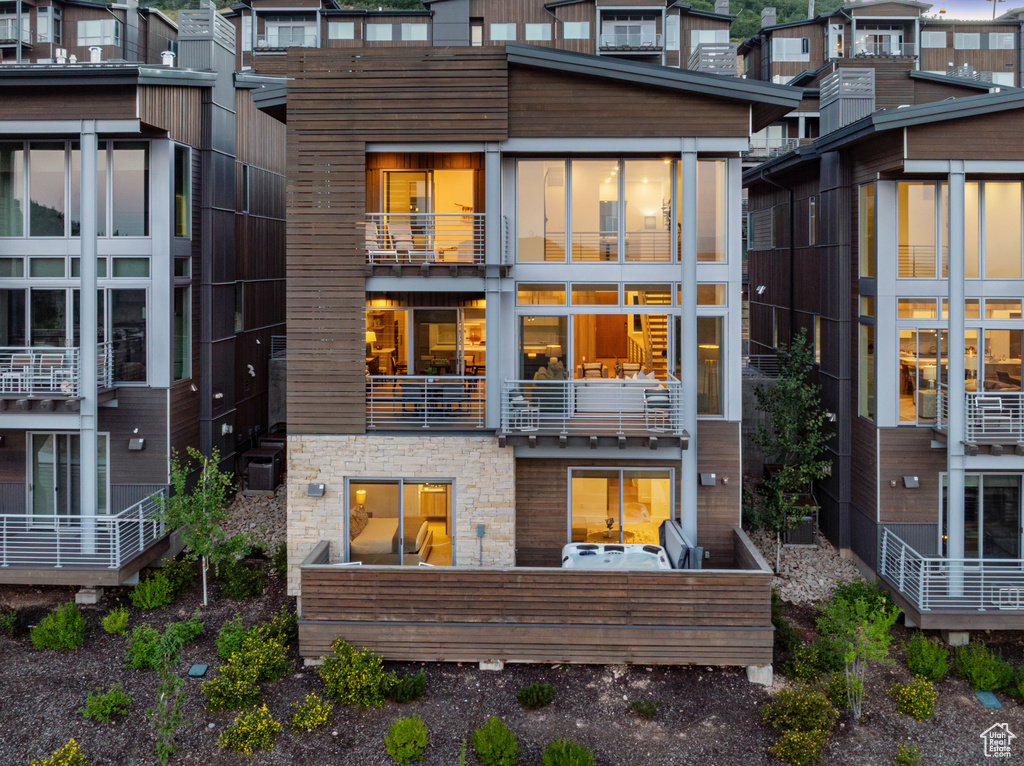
[904,632,949,682]
[272,542,288,581]
[203,661,263,712]
[471,716,519,766]
[1007,665,1024,700]
[101,607,129,635]
[830,579,894,613]
[768,728,830,766]
[630,698,660,720]
[386,669,427,704]
[516,681,555,711]
[31,600,87,650]
[825,672,862,712]
[889,678,937,721]
[161,557,195,596]
[28,739,89,766]
[165,611,203,645]
[256,605,298,645]
[772,590,802,654]
[319,639,395,708]
[216,614,247,659]
[235,632,290,683]
[762,686,838,735]
[217,704,281,754]
[384,715,429,764]
[130,573,175,610]
[0,606,17,635]
[220,559,266,599]
[290,692,333,732]
[126,614,203,670]
[955,640,1014,691]
[540,739,596,766]
[894,743,922,766]
[78,682,133,723]
[783,638,845,682]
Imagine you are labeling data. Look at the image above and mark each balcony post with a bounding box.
[79,122,100,557]
[679,140,698,544]
[947,162,967,597]
[484,143,502,429]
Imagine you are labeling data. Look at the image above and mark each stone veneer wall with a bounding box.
[286,434,516,595]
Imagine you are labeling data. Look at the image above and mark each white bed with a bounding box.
[350,517,433,564]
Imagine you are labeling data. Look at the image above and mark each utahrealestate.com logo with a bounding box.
[981,723,1016,758]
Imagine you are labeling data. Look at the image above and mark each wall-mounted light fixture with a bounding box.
[190,383,198,393]
[128,438,145,451]
[825,411,837,423]
[221,423,233,436]
[756,285,767,295]
[213,392,224,400]
[699,473,717,487]
[903,476,919,489]
[307,483,325,497]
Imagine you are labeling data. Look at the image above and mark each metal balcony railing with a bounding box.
[742,355,781,378]
[937,384,1024,442]
[270,335,287,359]
[0,19,31,45]
[366,213,485,264]
[366,376,486,430]
[880,528,1024,612]
[256,28,317,49]
[599,32,663,51]
[0,489,166,570]
[849,42,916,58]
[500,376,682,436]
[688,42,738,76]
[0,342,113,397]
[743,138,805,161]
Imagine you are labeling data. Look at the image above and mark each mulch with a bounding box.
[2,562,1024,765]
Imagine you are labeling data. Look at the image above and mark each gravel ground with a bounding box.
[749,527,864,604]
[221,484,286,546]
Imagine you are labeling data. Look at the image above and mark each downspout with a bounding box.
[758,169,796,346]
[543,3,562,50]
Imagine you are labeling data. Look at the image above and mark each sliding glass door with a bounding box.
[29,433,108,524]
[569,468,672,545]
[943,474,1022,560]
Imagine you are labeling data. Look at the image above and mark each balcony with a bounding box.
[0,489,169,586]
[0,19,32,46]
[742,138,810,162]
[0,343,113,407]
[365,213,486,275]
[936,385,1024,444]
[255,28,317,50]
[688,43,738,76]
[366,376,486,430]
[848,42,916,58]
[880,528,1024,629]
[599,32,663,53]
[742,354,781,378]
[500,377,683,440]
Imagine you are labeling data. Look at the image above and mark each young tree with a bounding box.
[158,446,239,605]
[754,329,832,572]
[150,627,189,764]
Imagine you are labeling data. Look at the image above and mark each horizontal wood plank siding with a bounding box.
[299,559,773,664]
[906,110,1024,161]
[877,428,944,524]
[0,85,137,121]
[696,420,742,557]
[99,388,169,485]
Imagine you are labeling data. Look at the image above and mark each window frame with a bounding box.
[567,466,675,545]
[489,22,516,42]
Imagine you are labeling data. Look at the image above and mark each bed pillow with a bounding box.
[350,506,368,540]
[404,520,428,552]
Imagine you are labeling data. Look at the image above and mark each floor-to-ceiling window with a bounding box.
[569,468,672,545]
[942,474,1022,560]
[347,479,453,565]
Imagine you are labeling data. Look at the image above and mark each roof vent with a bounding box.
[89,46,102,63]
[161,50,176,66]
[55,47,67,64]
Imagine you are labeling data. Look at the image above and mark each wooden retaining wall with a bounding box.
[298,529,773,666]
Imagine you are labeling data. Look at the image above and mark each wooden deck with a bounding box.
[882,573,1024,631]
[298,528,774,666]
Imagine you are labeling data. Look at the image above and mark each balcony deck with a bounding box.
[0,490,169,586]
[297,528,773,665]
[0,343,115,412]
[936,385,1024,446]
[366,376,486,431]
[365,213,487,277]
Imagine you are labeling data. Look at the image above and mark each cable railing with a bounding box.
[0,342,113,397]
[366,213,485,264]
[937,383,1024,442]
[0,488,166,570]
[898,245,946,278]
[880,527,1024,612]
[366,376,486,430]
[500,376,682,436]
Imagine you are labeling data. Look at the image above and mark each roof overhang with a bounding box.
[0,64,216,88]
[252,79,288,123]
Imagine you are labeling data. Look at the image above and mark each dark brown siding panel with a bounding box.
[878,428,945,524]
[850,416,877,520]
[696,420,741,556]
[139,85,205,146]
[0,85,137,121]
[169,381,201,456]
[906,110,1024,161]
[100,388,168,485]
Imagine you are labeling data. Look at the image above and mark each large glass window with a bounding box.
[859,184,875,277]
[966,182,980,278]
[517,160,565,262]
[520,315,567,381]
[898,182,939,278]
[859,323,875,419]
[110,289,146,382]
[29,142,65,237]
[0,143,24,237]
[697,316,723,415]
[984,182,1022,279]
[348,479,452,565]
[696,160,726,262]
[77,18,121,46]
[564,21,589,39]
[111,143,148,237]
[622,160,669,262]
[174,145,190,238]
[264,14,315,47]
[569,468,672,545]
[571,160,619,262]
[0,289,26,346]
[174,287,190,381]
[772,37,810,62]
[942,474,1022,560]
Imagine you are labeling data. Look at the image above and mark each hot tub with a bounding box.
[560,543,671,570]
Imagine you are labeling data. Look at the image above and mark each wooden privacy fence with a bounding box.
[298,528,774,666]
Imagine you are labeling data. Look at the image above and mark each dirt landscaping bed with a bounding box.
[2,562,1024,766]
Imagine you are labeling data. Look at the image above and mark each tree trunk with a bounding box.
[775,530,781,573]
[201,556,208,606]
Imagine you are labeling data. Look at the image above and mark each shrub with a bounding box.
[894,743,922,766]
[165,611,203,646]
[220,559,266,599]
[78,682,133,723]
[386,669,427,704]
[0,606,17,635]
[217,704,281,754]
[28,739,89,766]
[384,715,429,764]
[31,600,87,651]
[256,605,298,646]
[889,678,937,721]
[540,739,595,766]
[203,661,263,712]
[101,607,129,636]
[955,640,1014,691]
[290,692,333,732]
[319,639,395,708]
[767,728,830,766]
[772,590,801,654]
[783,638,845,682]
[161,557,195,596]
[126,626,161,670]
[825,672,862,712]
[830,579,894,613]
[516,681,555,711]
[236,632,290,683]
[272,542,288,582]
[130,573,175,610]
[471,716,519,766]
[630,698,660,720]
[216,614,247,659]
[904,632,949,682]
[761,686,838,735]
[1007,665,1024,701]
